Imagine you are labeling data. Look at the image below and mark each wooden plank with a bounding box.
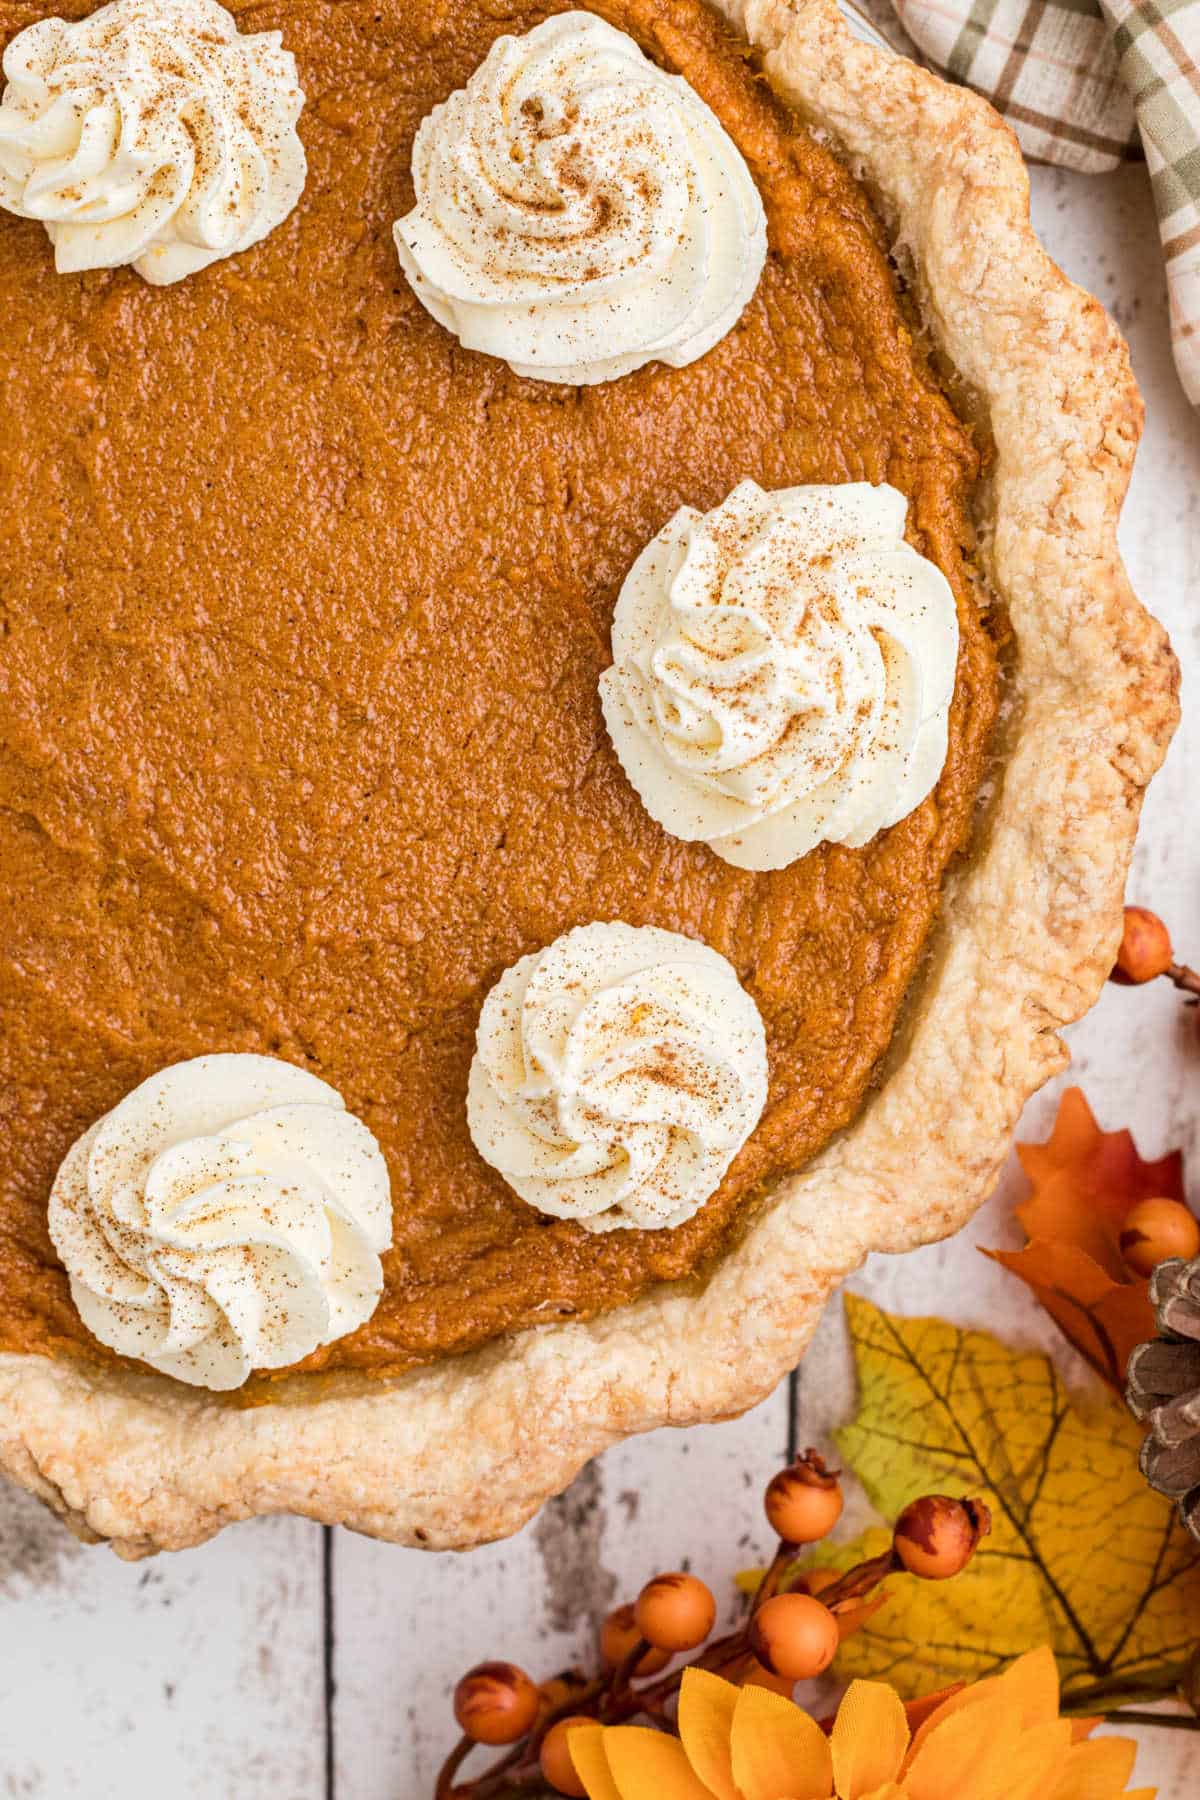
[0,1493,325,1796]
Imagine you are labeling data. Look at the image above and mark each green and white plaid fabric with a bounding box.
[846,0,1200,401]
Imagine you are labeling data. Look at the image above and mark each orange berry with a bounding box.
[539,1716,591,1797]
[634,1572,716,1653]
[599,1604,670,1676]
[453,1661,540,1746]
[764,1451,844,1545]
[893,1496,991,1580]
[1119,1197,1200,1278]
[740,1656,796,1697]
[748,1593,840,1681]
[1112,906,1173,985]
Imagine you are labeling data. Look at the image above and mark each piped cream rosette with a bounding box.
[467,922,768,1231]
[0,0,306,283]
[600,480,960,869]
[48,1054,392,1390]
[394,11,766,384]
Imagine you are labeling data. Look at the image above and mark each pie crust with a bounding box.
[0,0,1178,1556]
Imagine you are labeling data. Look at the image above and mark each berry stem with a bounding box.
[749,1540,798,1612]
[1060,1662,1194,1710]
[804,1549,898,1610]
[1101,1710,1200,1733]
[608,1637,655,1702]
[1168,961,1200,998]
[435,1737,473,1800]
[461,1774,547,1797]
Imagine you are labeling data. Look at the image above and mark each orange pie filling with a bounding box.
[0,0,1000,1393]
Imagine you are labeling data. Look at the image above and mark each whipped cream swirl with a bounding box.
[48,1054,392,1390]
[467,922,767,1231]
[394,12,766,384]
[0,0,306,284]
[600,481,961,870]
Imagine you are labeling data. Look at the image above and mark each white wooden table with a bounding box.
[1,161,1196,1800]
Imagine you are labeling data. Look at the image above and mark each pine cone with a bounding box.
[1127,1256,1200,1543]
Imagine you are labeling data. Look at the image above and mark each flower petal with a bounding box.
[995,1720,1074,1800]
[570,1725,624,1800]
[997,1647,1061,1728]
[677,1668,740,1800]
[730,1683,833,1800]
[830,1681,909,1795]
[602,1726,719,1800]
[904,1698,1056,1800]
[903,1649,1068,1800]
[903,1675,1005,1767]
[904,1708,991,1800]
[1047,1736,1141,1800]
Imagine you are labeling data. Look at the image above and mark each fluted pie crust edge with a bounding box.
[0,0,1178,1557]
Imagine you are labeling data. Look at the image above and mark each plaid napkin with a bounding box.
[849,0,1200,403]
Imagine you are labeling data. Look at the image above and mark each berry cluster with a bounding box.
[434,1453,991,1797]
[1108,905,1200,1275]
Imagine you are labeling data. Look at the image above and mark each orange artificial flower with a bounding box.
[568,1649,1153,1800]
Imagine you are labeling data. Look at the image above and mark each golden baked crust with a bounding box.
[0,0,1177,1556]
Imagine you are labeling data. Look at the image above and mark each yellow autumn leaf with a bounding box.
[794,1298,1200,1703]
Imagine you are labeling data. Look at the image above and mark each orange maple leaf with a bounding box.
[984,1088,1185,1389]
